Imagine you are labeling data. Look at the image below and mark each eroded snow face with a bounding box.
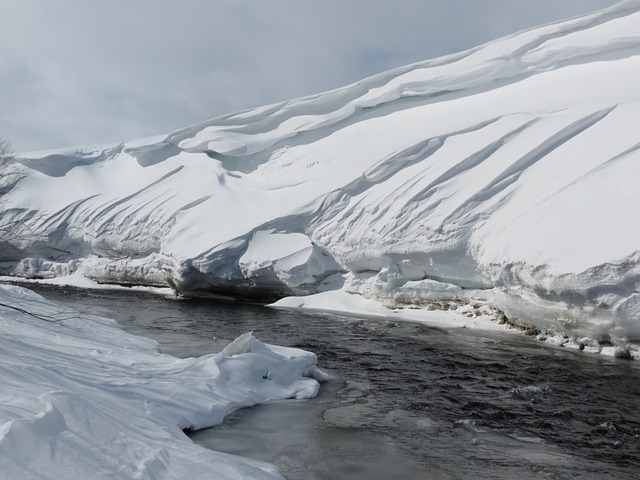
[0,285,326,479]
[239,230,341,291]
[4,1,640,344]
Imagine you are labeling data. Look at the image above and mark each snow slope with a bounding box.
[4,1,640,344]
[0,284,326,479]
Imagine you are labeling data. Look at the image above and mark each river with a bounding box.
[29,285,640,480]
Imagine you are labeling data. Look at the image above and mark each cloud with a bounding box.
[0,0,621,152]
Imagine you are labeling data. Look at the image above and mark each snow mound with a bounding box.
[4,1,640,344]
[0,285,326,479]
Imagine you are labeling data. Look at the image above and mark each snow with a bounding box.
[238,230,340,291]
[0,284,327,479]
[3,0,640,348]
[272,280,509,332]
[3,3,640,478]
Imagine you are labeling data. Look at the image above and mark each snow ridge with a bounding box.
[5,0,640,345]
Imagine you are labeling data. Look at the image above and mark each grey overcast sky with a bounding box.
[0,0,621,153]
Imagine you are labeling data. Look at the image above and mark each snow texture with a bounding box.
[0,284,326,479]
[4,0,640,344]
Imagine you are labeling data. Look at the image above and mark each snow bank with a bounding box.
[0,284,326,479]
[239,230,341,292]
[4,1,640,345]
[271,277,509,332]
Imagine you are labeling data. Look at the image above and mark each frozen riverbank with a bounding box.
[0,284,326,479]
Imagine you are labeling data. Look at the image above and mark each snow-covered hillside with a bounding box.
[4,1,640,346]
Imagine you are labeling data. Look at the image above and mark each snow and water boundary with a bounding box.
[4,269,638,361]
[270,274,640,361]
[0,282,328,479]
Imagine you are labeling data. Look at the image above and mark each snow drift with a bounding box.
[0,284,326,479]
[4,1,640,344]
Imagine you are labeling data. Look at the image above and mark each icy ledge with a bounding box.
[272,272,640,361]
[0,284,327,480]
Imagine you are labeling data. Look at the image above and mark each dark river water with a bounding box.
[28,285,640,480]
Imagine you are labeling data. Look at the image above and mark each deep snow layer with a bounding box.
[0,284,326,479]
[3,1,640,343]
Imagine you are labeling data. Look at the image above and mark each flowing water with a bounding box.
[30,285,640,479]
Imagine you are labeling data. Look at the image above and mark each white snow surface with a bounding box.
[4,1,640,342]
[0,284,327,479]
